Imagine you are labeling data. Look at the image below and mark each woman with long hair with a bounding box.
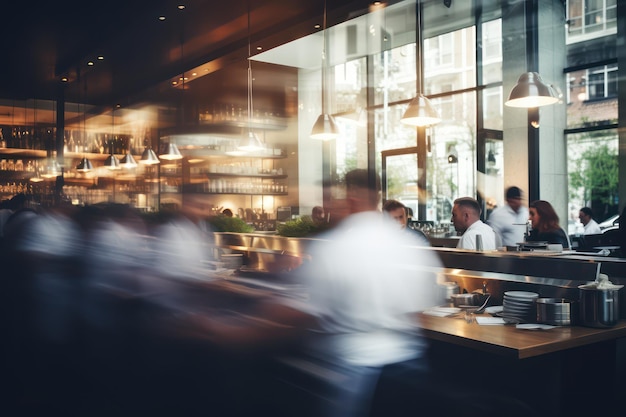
[527,200,569,248]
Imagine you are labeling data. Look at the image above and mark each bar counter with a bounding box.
[411,312,626,416]
[416,313,626,359]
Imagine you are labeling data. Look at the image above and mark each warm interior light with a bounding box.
[159,143,183,160]
[76,157,94,172]
[310,113,340,141]
[505,72,558,108]
[310,0,340,140]
[239,1,266,151]
[140,147,160,165]
[104,153,121,170]
[238,131,265,152]
[120,152,138,168]
[400,94,441,127]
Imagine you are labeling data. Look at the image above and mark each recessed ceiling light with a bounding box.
[178,5,185,10]
[158,16,166,21]
[191,72,197,76]
[97,55,104,60]
[256,46,262,51]
[87,61,94,66]
[61,77,68,82]
[172,81,178,85]
[314,24,321,29]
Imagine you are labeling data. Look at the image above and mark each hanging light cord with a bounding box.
[321,0,328,115]
[247,0,254,132]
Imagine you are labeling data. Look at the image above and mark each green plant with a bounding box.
[205,215,255,233]
[276,215,328,237]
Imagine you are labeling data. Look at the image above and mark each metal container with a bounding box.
[451,293,480,307]
[536,298,577,326]
[440,281,460,303]
[578,286,621,328]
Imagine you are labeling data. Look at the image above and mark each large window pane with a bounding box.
[483,86,503,130]
[424,26,476,96]
[482,19,502,84]
[567,129,619,233]
[373,44,417,106]
[374,103,418,152]
[429,91,477,201]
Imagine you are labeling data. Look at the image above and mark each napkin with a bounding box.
[475,316,506,325]
[423,307,460,317]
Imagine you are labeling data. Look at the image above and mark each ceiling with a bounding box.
[0,0,377,110]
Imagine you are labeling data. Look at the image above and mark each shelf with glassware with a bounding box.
[197,103,288,131]
[0,147,48,202]
[182,153,288,196]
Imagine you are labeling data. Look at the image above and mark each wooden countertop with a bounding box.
[415,313,626,359]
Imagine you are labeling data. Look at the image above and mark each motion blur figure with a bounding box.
[302,169,444,417]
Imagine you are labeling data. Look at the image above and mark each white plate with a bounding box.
[431,307,461,314]
[516,323,542,330]
[503,305,534,312]
[504,291,539,299]
[503,298,536,305]
[422,307,461,317]
[475,316,506,325]
[484,305,503,314]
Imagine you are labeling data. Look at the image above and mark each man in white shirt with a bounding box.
[579,207,602,235]
[303,169,443,417]
[488,186,529,247]
[452,197,497,250]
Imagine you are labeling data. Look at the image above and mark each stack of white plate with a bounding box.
[503,291,539,322]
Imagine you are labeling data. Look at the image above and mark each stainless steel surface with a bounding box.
[212,233,626,318]
[579,287,621,328]
[451,293,480,307]
[439,281,460,302]
[536,298,577,326]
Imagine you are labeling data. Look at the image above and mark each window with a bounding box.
[567,0,617,42]
[424,32,454,71]
[566,64,618,129]
[587,64,617,100]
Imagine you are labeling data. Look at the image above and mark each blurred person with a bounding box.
[485,197,497,219]
[0,204,86,413]
[301,168,444,417]
[578,206,601,235]
[488,186,529,246]
[221,208,233,217]
[311,205,326,224]
[452,197,498,250]
[527,200,570,248]
[0,193,28,239]
[382,199,429,245]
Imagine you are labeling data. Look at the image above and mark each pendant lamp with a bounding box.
[76,157,94,172]
[119,152,138,168]
[238,1,265,152]
[160,142,183,160]
[400,94,441,127]
[140,147,160,165]
[505,72,558,108]
[310,0,340,140]
[76,101,93,173]
[104,109,121,170]
[400,1,440,127]
[104,152,120,170]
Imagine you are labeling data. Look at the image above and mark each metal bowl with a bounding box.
[451,293,480,307]
[536,298,577,326]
